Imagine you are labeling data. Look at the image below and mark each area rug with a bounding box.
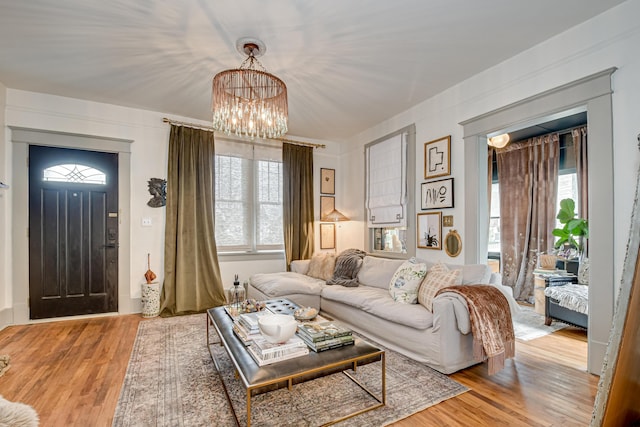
[113,314,468,427]
[513,305,567,341]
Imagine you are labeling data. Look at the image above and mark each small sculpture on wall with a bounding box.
[147,178,166,208]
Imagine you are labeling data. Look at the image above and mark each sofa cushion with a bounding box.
[388,260,427,304]
[417,262,462,311]
[357,256,406,289]
[453,263,492,285]
[306,252,336,281]
[415,258,492,285]
[250,272,324,297]
[321,285,433,330]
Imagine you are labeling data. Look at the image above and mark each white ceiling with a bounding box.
[0,0,625,141]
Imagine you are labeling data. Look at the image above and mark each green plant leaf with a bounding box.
[556,198,576,224]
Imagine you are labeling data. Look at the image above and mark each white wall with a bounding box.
[2,90,340,321]
[345,0,640,273]
[342,1,640,373]
[0,81,9,327]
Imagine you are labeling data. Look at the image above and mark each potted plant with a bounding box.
[552,198,589,282]
[552,198,589,255]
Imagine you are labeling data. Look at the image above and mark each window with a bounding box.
[488,182,500,254]
[365,125,416,257]
[214,141,283,253]
[43,164,106,184]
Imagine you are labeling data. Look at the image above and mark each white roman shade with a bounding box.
[366,133,407,228]
[214,138,282,162]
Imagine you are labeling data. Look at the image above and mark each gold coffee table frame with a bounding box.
[207,306,386,427]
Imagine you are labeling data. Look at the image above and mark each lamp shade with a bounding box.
[487,133,510,148]
[321,209,349,222]
[212,39,288,139]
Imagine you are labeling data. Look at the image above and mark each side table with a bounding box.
[533,273,578,316]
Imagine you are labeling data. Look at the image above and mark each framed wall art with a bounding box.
[424,135,451,179]
[320,168,335,195]
[421,177,454,210]
[319,223,336,249]
[417,212,442,250]
[320,195,335,219]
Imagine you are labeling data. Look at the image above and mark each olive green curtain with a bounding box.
[160,125,226,316]
[497,134,559,301]
[282,143,314,269]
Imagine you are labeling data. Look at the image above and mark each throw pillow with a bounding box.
[388,260,427,304]
[417,262,462,311]
[306,253,336,281]
[327,248,367,287]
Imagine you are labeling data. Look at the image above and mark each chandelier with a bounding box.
[212,38,288,139]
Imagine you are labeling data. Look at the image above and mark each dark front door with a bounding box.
[29,145,119,319]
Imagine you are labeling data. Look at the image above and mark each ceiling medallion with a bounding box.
[212,37,288,139]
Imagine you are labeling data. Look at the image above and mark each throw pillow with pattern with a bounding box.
[306,252,336,281]
[417,262,462,311]
[388,259,427,304]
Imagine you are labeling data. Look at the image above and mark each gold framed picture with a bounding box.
[417,212,442,250]
[424,135,451,179]
[319,223,336,249]
[320,196,335,219]
[320,168,335,195]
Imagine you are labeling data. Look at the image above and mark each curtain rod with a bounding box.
[162,118,326,149]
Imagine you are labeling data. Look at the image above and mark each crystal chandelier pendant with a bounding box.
[212,38,288,139]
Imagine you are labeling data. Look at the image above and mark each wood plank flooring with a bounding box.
[0,315,597,426]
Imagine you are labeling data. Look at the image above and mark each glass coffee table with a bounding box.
[207,305,386,426]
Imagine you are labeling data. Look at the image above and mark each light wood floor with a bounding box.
[0,314,597,426]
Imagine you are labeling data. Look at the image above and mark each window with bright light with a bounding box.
[214,142,283,253]
[488,182,501,254]
[43,164,106,184]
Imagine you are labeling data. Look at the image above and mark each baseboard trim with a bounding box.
[0,308,13,331]
[128,298,141,314]
[0,297,143,330]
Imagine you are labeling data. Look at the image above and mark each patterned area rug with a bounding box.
[113,314,468,426]
[513,305,567,341]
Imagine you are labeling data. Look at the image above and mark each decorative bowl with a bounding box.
[294,307,319,321]
[258,314,298,344]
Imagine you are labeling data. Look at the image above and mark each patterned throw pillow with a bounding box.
[306,252,336,281]
[417,262,462,311]
[388,259,428,304]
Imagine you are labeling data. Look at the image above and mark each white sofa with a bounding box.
[249,255,518,374]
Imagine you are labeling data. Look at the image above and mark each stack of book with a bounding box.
[297,321,354,352]
[247,335,309,366]
[232,311,270,345]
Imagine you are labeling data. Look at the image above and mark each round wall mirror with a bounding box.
[444,229,462,257]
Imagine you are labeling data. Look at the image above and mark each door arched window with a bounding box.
[43,164,107,185]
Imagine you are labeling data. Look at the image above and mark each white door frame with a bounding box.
[10,127,132,323]
[460,68,616,374]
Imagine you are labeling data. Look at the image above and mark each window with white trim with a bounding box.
[365,125,416,257]
[214,140,283,253]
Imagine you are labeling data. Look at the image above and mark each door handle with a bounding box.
[103,243,119,248]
